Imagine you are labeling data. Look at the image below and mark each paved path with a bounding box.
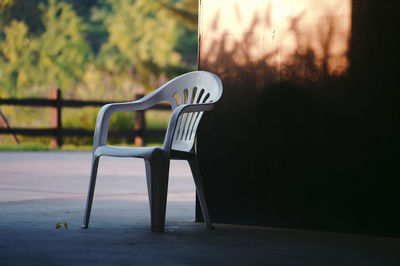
[0,151,196,202]
[0,151,195,231]
[1,152,399,265]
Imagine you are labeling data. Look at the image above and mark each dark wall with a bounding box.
[196,0,400,237]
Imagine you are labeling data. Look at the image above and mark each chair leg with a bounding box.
[188,157,214,229]
[145,152,170,233]
[82,155,100,229]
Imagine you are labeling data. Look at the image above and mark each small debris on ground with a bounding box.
[56,222,68,229]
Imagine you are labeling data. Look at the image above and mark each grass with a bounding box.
[0,142,164,151]
[0,142,93,151]
[0,142,54,151]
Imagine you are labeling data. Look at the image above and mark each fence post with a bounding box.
[134,93,146,146]
[50,88,62,148]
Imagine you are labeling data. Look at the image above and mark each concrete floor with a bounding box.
[1,152,399,265]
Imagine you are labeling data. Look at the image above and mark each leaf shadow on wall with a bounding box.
[197,1,400,236]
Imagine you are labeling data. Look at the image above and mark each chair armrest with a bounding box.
[162,102,215,152]
[92,97,157,150]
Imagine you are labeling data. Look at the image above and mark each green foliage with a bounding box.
[0,0,198,147]
[0,0,92,97]
[145,110,171,129]
[98,0,188,91]
[0,20,32,96]
[0,0,197,97]
[0,0,44,34]
[35,0,92,93]
[159,0,198,31]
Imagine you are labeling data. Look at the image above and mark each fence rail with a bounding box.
[0,88,170,147]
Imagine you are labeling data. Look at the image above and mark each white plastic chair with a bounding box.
[82,71,223,232]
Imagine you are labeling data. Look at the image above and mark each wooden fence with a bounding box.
[0,88,170,147]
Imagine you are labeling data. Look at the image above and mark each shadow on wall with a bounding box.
[197,0,400,237]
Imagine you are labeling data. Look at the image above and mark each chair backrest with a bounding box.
[148,71,223,152]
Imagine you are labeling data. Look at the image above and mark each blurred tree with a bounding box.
[160,0,198,72]
[97,0,194,91]
[0,0,44,34]
[0,0,199,145]
[1,0,198,96]
[160,0,197,31]
[0,0,92,97]
[34,0,92,94]
[0,20,34,97]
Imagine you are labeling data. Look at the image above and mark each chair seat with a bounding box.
[95,145,160,158]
